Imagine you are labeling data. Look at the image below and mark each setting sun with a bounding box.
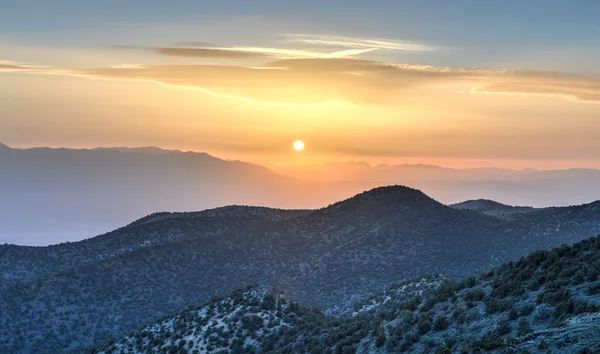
[293,140,305,151]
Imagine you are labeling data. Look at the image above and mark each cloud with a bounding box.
[0,60,45,71]
[283,34,437,52]
[471,81,600,104]
[265,58,394,71]
[117,44,376,60]
[116,33,420,60]
[3,49,600,106]
[71,64,377,105]
[65,58,599,105]
[117,45,272,59]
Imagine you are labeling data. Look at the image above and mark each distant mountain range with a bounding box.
[1,186,600,353]
[274,161,600,208]
[0,144,360,245]
[2,143,600,245]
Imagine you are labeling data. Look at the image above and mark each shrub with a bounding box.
[539,287,570,306]
[435,345,452,354]
[508,308,519,320]
[485,298,512,314]
[433,316,449,331]
[517,318,531,336]
[452,308,466,324]
[587,283,600,295]
[472,331,503,350]
[374,331,386,348]
[519,303,535,317]
[495,320,511,336]
[464,289,485,302]
[417,318,431,335]
[401,331,420,351]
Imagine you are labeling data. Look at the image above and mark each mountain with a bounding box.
[91,235,600,353]
[3,144,600,245]
[2,186,600,353]
[0,141,9,150]
[273,162,527,182]
[450,199,536,221]
[274,162,600,208]
[0,146,365,245]
[92,146,184,155]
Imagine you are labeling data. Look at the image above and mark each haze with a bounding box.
[1,1,600,245]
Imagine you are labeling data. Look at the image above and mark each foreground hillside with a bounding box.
[92,235,600,353]
[2,187,600,353]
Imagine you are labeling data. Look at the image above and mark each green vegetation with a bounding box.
[92,235,600,353]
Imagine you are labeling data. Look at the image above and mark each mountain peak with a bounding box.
[355,185,429,200]
[451,199,513,211]
[451,199,533,211]
[323,185,441,215]
[450,199,536,221]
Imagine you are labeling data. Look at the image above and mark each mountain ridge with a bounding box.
[3,144,600,245]
[450,199,537,221]
[2,186,600,353]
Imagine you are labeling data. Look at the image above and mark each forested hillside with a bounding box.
[2,187,600,353]
[92,235,600,353]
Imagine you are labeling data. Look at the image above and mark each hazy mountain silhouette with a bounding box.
[274,162,600,207]
[2,186,600,353]
[275,162,527,182]
[0,144,363,245]
[2,143,600,245]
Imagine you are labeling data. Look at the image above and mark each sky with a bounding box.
[1,0,600,169]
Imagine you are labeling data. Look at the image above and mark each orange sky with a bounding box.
[2,28,600,170]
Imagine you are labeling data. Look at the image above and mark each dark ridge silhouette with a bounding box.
[451,199,532,211]
[450,199,537,221]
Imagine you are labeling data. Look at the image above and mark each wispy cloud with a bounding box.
[117,44,375,60]
[200,46,376,59]
[65,59,600,105]
[114,33,422,63]
[471,83,600,104]
[0,60,46,71]
[2,43,600,106]
[284,34,437,52]
[109,64,146,69]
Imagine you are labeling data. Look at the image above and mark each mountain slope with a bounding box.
[91,235,600,354]
[2,187,600,353]
[450,199,536,221]
[89,286,322,354]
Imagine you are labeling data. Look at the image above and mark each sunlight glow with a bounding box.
[293,140,305,151]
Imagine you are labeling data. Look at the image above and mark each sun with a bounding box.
[293,140,305,151]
